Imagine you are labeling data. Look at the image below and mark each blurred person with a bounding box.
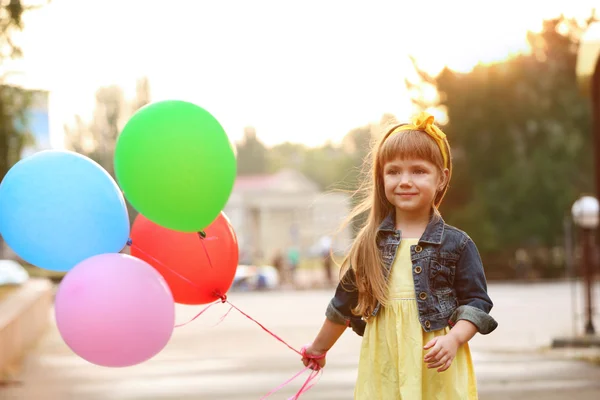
[271,250,285,286]
[287,246,300,286]
[322,250,333,286]
[319,236,334,286]
[514,248,530,280]
[301,112,498,399]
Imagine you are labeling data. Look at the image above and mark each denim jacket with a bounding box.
[325,212,498,337]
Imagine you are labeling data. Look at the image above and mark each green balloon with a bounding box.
[114,100,236,232]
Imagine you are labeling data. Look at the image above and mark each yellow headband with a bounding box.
[388,112,449,168]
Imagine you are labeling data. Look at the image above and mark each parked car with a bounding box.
[231,264,280,291]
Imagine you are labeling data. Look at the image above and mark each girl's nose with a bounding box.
[398,173,412,186]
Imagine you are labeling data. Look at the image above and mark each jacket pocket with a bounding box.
[429,260,456,291]
[434,287,458,314]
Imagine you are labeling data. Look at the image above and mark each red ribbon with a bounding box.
[127,240,325,398]
[260,345,325,399]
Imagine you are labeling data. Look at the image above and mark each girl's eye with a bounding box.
[414,169,426,174]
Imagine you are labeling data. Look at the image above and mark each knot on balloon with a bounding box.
[198,231,207,239]
[126,238,133,246]
[215,292,227,303]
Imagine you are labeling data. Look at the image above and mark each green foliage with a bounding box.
[235,127,269,176]
[233,16,597,280]
[64,78,151,223]
[236,124,375,192]
[0,84,32,180]
[408,16,596,276]
[65,85,125,177]
[0,1,47,257]
[0,1,29,183]
[65,78,151,173]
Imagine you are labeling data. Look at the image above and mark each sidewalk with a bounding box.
[1,280,600,399]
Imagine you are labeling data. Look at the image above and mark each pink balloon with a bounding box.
[55,253,175,367]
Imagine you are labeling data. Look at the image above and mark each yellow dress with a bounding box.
[354,238,478,399]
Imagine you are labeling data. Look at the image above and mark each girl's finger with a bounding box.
[423,337,438,349]
[436,350,448,362]
[427,357,446,369]
[438,357,453,372]
[424,345,441,361]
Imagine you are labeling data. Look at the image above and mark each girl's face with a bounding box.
[382,157,448,218]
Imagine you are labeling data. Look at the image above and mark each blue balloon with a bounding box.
[0,150,130,272]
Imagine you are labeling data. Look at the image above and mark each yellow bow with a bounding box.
[388,112,448,168]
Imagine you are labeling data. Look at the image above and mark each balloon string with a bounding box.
[126,240,324,398]
[127,241,216,327]
[260,364,322,400]
[197,232,214,268]
[213,304,234,327]
[127,241,204,291]
[221,296,325,399]
[174,301,221,328]
[223,298,300,356]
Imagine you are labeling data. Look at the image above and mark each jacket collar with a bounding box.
[377,208,444,245]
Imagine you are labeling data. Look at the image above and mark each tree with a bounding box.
[131,76,151,113]
[407,16,596,275]
[235,127,268,175]
[265,114,398,193]
[301,143,355,191]
[0,1,46,258]
[267,141,306,173]
[65,85,125,177]
[0,84,31,182]
[65,78,151,174]
[65,78,151,223]
[0,0,39,182]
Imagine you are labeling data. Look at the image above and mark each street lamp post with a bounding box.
[576,23,600,226]
[571,195,599,335]
[592,48,600,215]
[552,22,600,348]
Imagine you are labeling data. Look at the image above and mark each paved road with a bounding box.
[2,281,600,399]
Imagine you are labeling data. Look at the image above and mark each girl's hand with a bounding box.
[423,335,459,372]
[301,344,327,371]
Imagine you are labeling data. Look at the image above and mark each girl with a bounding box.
[302,112,497,399]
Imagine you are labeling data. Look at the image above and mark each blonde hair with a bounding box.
[338,123,453,319]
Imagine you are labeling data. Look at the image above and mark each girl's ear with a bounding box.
[439,168,450,190]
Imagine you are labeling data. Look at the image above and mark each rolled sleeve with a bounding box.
[326,299,350,325]
[325,268,365,336]
[449,305,498,334]
[450,238,498,335]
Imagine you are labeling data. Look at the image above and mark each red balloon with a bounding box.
[130,212,239,305]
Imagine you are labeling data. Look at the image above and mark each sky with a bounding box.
[4,0,600,148]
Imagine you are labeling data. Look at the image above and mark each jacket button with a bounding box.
[414,266,422,274]
[425,320,431,328]
[415,245,423,253]
[419,292,427,300]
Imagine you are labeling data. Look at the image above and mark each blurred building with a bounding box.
[224,169,352,264]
